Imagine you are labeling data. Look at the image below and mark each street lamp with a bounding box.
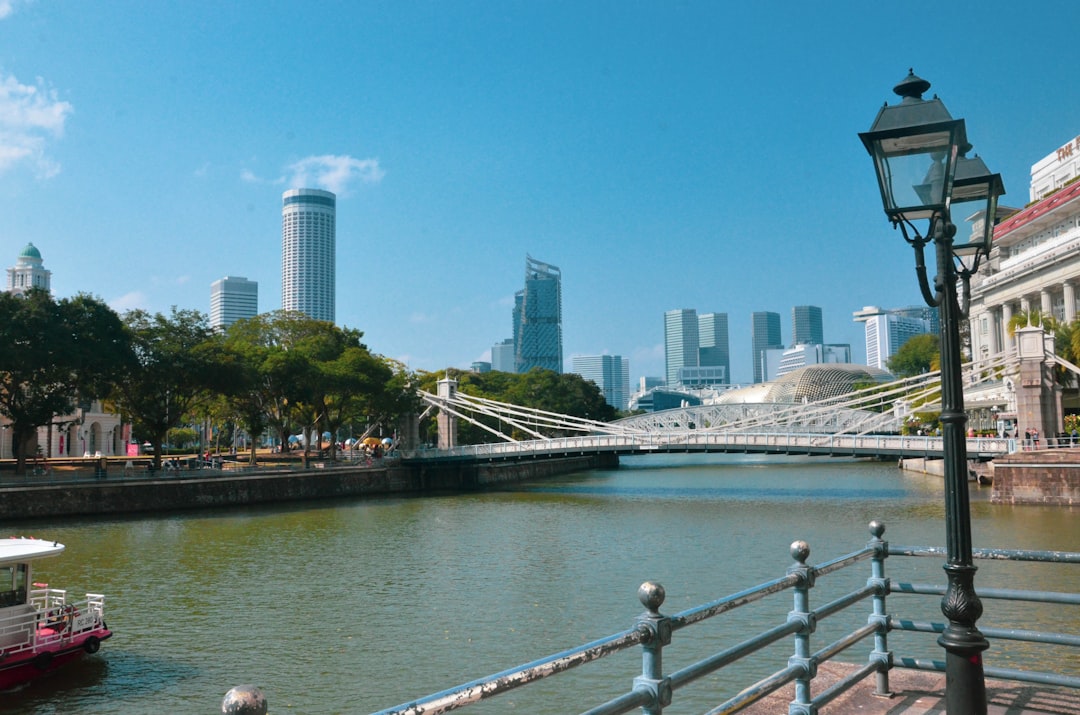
[860,70,1006,714]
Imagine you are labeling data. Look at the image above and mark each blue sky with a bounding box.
[2,1,1078,384]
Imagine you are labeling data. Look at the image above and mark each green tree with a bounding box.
[0,290,131,474]
[887,333,941,378]
[109,308,223,470]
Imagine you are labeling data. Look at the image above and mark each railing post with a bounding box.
[867,521,894,698]
[787,540,817,715]
[634,581,672,714]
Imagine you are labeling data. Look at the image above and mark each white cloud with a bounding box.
[0,72,73,178]
[109,291,149,313]
[240,168,260,183]
[0,1,17,20]
[285,154,384,195]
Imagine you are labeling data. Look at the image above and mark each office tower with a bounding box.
[792,305,823,346]
[281,188,336,322]
[853,306,939,371]
[514,255,563,373]
[572,354,630,411]
[751,311,783,383]
[698,312,730,384]
[664,309,699,386]
[6,243,51,295]
[210,276,258,330]
[491,338,515,372]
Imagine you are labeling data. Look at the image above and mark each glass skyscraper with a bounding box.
[698,312,730,384]
[281,188,336,322]
[572,354,630,411]
[664,309,699,386]
[751,311,783,383]
[210,276,258,330]
[514,255,563,373]
[791,305,823,346]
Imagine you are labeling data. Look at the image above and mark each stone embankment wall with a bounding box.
[989,449,1080,505]
[900,452,1078,505]
[0,455,616,520]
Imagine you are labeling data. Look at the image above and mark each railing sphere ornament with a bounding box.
[791,540,811,564]
[222,685,268,715]
[869,521,886,539]
[638,581,666,612]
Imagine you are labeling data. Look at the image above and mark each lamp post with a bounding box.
[860,70,1005,714]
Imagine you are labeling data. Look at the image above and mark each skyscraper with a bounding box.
[791,305,823,346]
[698,312,730,384]
[751,311,783,383]
[664,309,699,386]
[281,188,336,322]
[572,354,630,411]
[5,243,50,295]
[491,338,515,372]
[514,255,563,373]
[210,276,258,330]
[853,306,939,371]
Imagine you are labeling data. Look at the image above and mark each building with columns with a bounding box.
[968,133,1080,359]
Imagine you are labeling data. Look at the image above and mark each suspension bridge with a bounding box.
[405,349,1049,464]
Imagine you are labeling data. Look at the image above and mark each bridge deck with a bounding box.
[406,433,1013,463]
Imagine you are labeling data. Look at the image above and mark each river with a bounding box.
[2,454,1076,714]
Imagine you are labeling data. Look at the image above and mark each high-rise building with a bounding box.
[6,243,51,295]
[514,255,563,373]
[751,311,783,383]
[664,309,699,386]
[281,188,336,322]
[792,305,824,346]
[698,312,730,384]
[572,354,630,411]
[210,276,258,330]
[491,338,516,373]
[853,306,939,371]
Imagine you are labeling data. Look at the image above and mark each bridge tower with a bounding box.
[436,375,458,449]
[1014,327,1062,441]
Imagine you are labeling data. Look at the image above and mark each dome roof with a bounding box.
[19,243,42,259]
[715,364,894,405]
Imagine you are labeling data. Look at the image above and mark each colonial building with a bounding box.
[968,133,1080,358]
[1,244,129,459]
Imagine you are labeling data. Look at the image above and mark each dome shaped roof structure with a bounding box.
[716,364,893,405]
[18,243,42,260]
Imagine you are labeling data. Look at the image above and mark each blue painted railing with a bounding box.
[367,522,1078,715]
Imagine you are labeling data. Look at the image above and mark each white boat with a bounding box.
[0,537,111,690]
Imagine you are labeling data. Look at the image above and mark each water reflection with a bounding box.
[1,455,1074,714]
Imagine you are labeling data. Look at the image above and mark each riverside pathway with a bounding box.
[741,663,1080,714]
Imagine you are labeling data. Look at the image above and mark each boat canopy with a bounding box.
[0,538,65,567]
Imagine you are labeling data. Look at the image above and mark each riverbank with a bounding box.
[0,453,616,519]
[900,450,1080,505]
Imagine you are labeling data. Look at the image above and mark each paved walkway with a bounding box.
[741,663,1080,714]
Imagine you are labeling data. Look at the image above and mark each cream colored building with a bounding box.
[968,133,1080,358]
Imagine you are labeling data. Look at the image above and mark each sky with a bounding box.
[2,1,1079,385]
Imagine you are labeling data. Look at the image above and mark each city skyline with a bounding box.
[2,3,1077,384]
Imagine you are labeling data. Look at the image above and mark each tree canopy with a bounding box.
[887,333,940,378]
[0,289,131,473]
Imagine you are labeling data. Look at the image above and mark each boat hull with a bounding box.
[0,627,112,691]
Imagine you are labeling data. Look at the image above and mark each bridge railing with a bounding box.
[402,432,1013,461]
[365,522,1079,715]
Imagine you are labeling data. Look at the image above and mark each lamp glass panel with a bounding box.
[952,190,998,257]
[871,126,957,217]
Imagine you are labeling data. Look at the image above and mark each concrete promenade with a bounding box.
[742,663,1080,713]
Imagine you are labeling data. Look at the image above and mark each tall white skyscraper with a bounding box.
[210,276,258,330]
[281,188,336,322]
[853,306,938,370]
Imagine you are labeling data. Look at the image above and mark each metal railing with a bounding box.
[368,522,1078,715]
